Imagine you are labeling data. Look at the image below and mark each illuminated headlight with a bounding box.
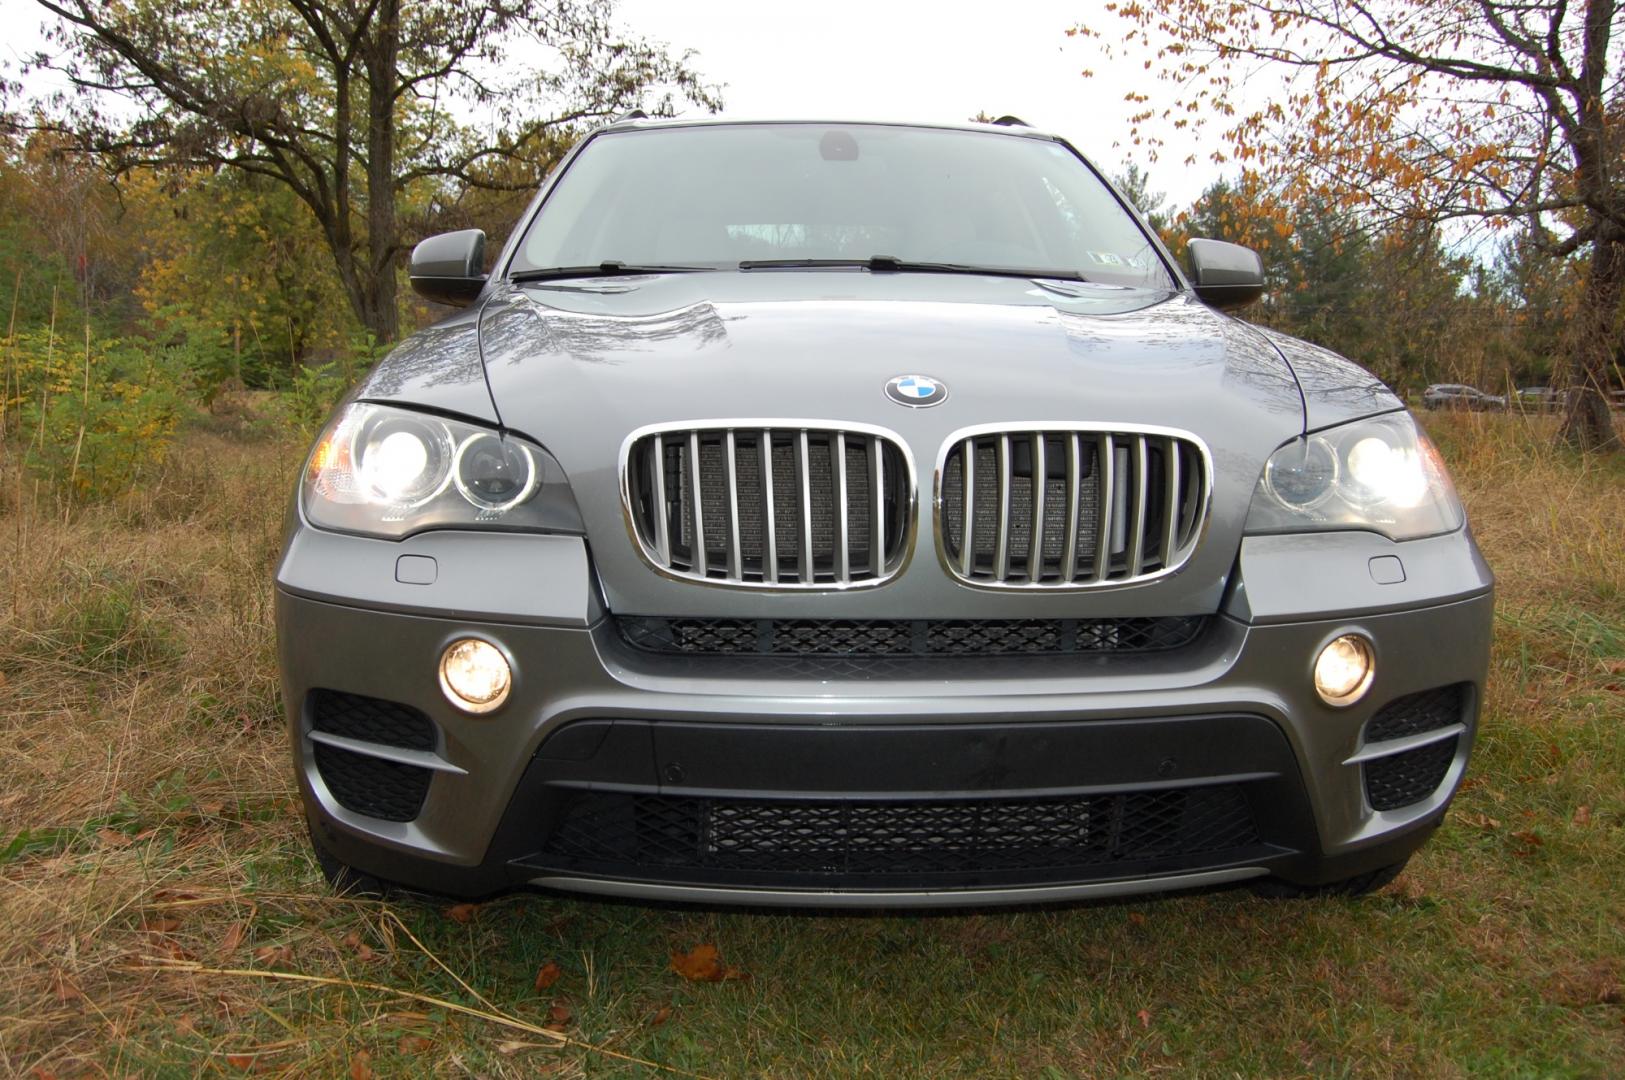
[1313,634,1375,706]
[302,403,582,539]
[438,638,512,713]
[1246,413,1462,541]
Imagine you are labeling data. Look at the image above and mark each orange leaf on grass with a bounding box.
[445,903,479,924]
[545,1001,573,1030]
[534,960,563,992]
[224,1054,257,1071]
[670,943,750,982]
[142,916,182,934]
[398,1035,434,1054]
[219,922,246,957]
[348,1051,373,1080]
[1574,805,1593,826]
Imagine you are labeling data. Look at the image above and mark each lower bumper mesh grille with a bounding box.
[313,744,432,822]
[538,785,1260,882]
[617,615,1207,658]
[1362,685,1467,811]
[309,689,434,750]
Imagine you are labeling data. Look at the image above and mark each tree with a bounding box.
[1076,0,1622,449]
[24,0,721,341]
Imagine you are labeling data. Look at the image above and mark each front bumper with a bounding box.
[275,524,1493,906]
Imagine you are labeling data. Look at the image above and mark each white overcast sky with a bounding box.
[2,0,1237,209]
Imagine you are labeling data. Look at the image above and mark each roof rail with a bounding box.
[611,109,649,124]
[991,115,1030,127]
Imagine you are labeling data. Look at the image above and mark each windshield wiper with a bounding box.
[738,255,1088,281]
[510,261,713,283]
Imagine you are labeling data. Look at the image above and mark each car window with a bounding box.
[513,124,1176,290]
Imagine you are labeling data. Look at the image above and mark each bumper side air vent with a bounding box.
[937,425,1209,588]
[1360,684,1468,811]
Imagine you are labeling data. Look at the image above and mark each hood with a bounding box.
[455,271,1309,618]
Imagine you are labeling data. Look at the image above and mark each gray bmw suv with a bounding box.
[276,118,1493,906]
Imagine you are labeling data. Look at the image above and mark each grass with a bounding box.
[1,406,1622,1078]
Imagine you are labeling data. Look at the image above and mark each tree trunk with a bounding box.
[1559,228,1623,451]
[362,0,402,344]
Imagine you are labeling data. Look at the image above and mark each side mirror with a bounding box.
[409,229,487,307]
[1186,238,1264,309]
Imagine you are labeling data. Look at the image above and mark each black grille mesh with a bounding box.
[313,743,432,822]
[309,689,435,750]
[539,785,1260,880]
[617,615,1207,658]
[1364,684,1466,743]
[1365,737,1459,811]
[1361,685,1468,811]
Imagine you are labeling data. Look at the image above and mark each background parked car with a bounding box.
[1515,386,1570,410]
[1423,383,1506,411]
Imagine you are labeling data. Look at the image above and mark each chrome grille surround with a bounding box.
[620,420,917,590]
[932,423,1212,590]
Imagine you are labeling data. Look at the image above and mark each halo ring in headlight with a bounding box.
[1264,435,1338,511]
[453,433,538,512]
[352,412,453,507]
[1314,633,1375,707]
[438,638,512,714]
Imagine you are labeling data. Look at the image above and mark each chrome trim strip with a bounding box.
[932,422,1214,593]
[649,433,669,564]
[1029,431,1046,580]
[834,432,850,584]
[306,731,467,775]
[1344,723,1466,765]
[1161,435,1180,570]
[1062,432,1081,582]
[1127,434,1149,575]
[795,429,813,584]
[1094,432,1115,582]
[529,866,1269,909]
[760,428,778,584]
[686,429,707,578]
[724,429,742,580]
[619,419,918,592]
[994,433,1011,581]
[958,436,975,578]
[868,434,884,576]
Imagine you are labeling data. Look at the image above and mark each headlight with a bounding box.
[1245,413,1462,541]
[302,403,583,539]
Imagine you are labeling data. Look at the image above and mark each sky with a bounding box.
[0,0,1236,210]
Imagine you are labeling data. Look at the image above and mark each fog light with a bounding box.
[1314,634,1374,706]
[438,638,511,713]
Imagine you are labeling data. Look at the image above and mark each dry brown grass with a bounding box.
[0,409,1621,1078]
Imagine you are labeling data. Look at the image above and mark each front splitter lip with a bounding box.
[528,866,1268,909]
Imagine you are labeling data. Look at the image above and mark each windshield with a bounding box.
[511,124,1175,289]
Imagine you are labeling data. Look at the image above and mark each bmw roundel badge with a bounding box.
[885,374,948,408]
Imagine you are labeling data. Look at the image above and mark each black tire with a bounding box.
[307,824,391,898]
[1250,858,1409,899]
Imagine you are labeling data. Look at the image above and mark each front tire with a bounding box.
[307,824,390,898]
[1251,857,1409,899]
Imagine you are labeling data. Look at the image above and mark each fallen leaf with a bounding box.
[534,961,563,992]
[398,1035,434,1054]
[51,970,83,1002]
[225,1054,256,1071]
[648,1005,674,1027]
[445,903,478,924]
[1574,805,1592,826]
[545,1001,572,1030]
[198,800,225,816]
[143,916,181,934]
[1137,1008,1152,1029]
[252,944,293,965]
[348,1051,373,1080]
[175,1013,197,1035]
[670,943,749,982]
[219,922,246,957]
[97,827,131,848]
[1127,912,1148,927]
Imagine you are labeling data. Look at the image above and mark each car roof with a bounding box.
[599,115,1065,143]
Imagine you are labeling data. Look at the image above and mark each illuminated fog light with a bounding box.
[438,638,512,713]
[1314,634,1375,706]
